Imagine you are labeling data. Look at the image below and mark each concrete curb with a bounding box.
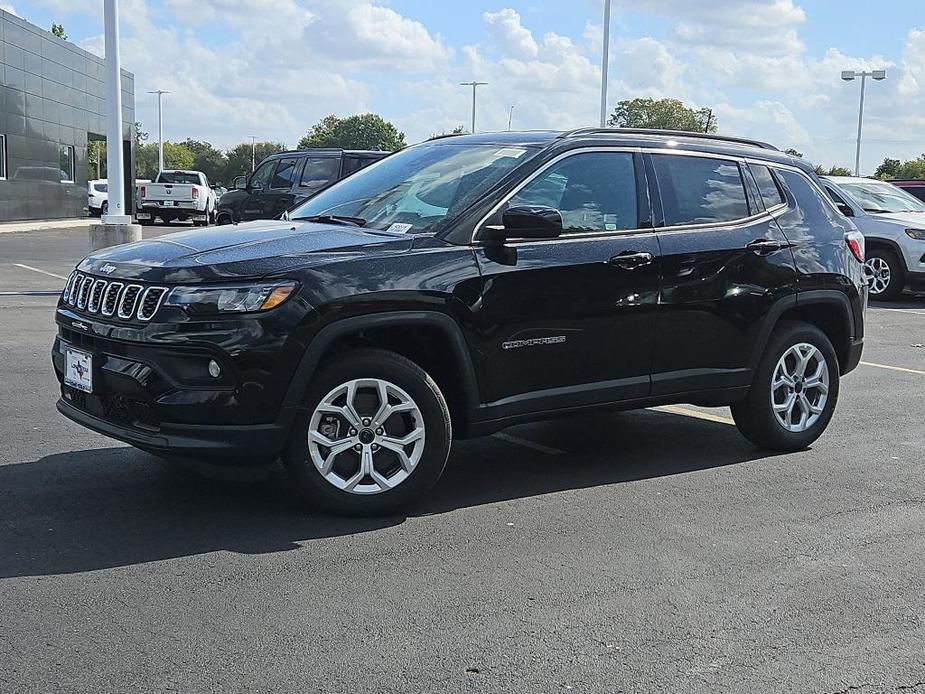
[0,218,95,234]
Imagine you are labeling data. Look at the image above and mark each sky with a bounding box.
[4,0,925,174]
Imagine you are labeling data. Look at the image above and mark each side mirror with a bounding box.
[233,175,247,190]
[487,205,563,242]
[835,202,854,217]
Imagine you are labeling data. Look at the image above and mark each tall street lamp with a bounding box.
[148,89,170,173]
[599,0,612,127]
[841,69,886,176]
[460,81,487,134]
[249,135,258,172]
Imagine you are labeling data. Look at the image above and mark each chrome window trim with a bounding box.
[470,145,790,246]
[101,282,124,317]
[136,286,167,321]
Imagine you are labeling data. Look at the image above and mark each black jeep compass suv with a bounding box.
[53,129,867,515]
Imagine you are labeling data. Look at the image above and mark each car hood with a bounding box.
[77,219,415,283]
[876,211,925,228]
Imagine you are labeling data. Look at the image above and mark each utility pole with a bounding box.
[704,108,714,133]
[148,89,170,172]
[460,81,487,134]
[508,105,515,131]
[599,0,612,127]
[249,135,258,172]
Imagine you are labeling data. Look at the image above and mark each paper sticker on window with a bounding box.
[493,148,527,159]
[604,214,619,231]
[386,222,414,233]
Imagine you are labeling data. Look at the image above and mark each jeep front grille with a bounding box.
[61,272,166,322]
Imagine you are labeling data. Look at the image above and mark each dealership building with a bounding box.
[0,8,135,221]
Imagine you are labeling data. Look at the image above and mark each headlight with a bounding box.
[905,228,925,240]
[164,280,298,315]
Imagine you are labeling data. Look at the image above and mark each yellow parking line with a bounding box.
[860,361,925,376]
[650,405,735,426]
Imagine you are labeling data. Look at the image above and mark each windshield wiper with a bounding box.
[295,214,367,227]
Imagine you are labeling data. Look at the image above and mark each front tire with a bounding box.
[283,349,451,516]
[731,321,840,451]
[864,249,904,300]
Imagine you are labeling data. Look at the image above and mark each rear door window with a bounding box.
[300,157,339,186]
[652,154,750,226]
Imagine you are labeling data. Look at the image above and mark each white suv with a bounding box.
[87,179,108,217]
[822,176,925,300]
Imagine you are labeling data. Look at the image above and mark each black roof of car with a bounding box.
[424,128,809,173]
[266,148,391,159]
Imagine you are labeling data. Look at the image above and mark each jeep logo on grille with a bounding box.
[100,264,117,275]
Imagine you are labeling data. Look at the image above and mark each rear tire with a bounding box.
[283,349,451,516]
[215,212,233,225]
[731,321,840,451]
[864,248,904,301]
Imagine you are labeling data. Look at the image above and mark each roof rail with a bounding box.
[560,127,779,151]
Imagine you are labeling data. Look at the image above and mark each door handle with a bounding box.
[746,239,784,255]
[608,251,654,269]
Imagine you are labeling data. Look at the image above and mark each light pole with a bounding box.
[460,81,487,134]
[148,89,170,172]
[249,135,258,172]
[508,105,514,131]
[599,0,612,127]
[93,0,140,250]
[841,69,886,176]
[102,0,129,224]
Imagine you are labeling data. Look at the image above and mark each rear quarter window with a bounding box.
[652,154,750,226]
[750,164,785,208]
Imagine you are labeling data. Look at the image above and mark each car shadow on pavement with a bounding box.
[0,409,773,579]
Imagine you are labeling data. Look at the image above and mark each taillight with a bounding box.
[140,185,146,199]
[845,231,865,263]
[191,186,199,200]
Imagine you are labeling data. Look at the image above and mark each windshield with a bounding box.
[158,172,201,185]
[290,142,535,233]
[839,180,925,214]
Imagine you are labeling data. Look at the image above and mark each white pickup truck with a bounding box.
[136,170,217,226]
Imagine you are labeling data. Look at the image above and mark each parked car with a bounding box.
[87,179,108,216]
[888,179,925,203]
[215,148,389,225]
[821,175,925,299]
[136,170,217,226]
[53,129,866,515]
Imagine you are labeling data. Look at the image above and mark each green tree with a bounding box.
[182,139,227,184]
[784,148,804,158]
[813,164,852,176]
[133,121,149,147]
[88,140,106,179]
[223,141,286,182]
[135,141,195,179]
[298,114,406,151]
[51,23,67,40]
[874,158,901,179]
[607,98,717,133]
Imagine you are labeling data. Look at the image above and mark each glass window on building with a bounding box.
[59,144,75,183]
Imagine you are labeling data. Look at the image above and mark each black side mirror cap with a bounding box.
[498,205,564,240]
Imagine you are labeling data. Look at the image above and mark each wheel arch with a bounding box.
[750,291,857,376]
[283,311,481,435]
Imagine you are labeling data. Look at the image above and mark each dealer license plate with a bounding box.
[64,346,93,393]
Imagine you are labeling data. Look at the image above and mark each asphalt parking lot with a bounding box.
[1,225,924,694]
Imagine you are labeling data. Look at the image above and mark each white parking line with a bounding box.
[860,361,925,376]
[12,263,68,280]
[491,432,564,455]
[651,405,735,426]
[870,307,925,317]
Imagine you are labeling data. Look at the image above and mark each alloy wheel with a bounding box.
[307,378,425,495]
[864,257,891,296]
[770,343,830,433]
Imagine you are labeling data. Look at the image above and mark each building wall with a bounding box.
[0,9,135,221]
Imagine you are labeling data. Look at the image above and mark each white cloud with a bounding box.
[483,8,538,59]
[0,3,18,16]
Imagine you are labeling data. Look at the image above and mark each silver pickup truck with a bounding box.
[136,170,217,226]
